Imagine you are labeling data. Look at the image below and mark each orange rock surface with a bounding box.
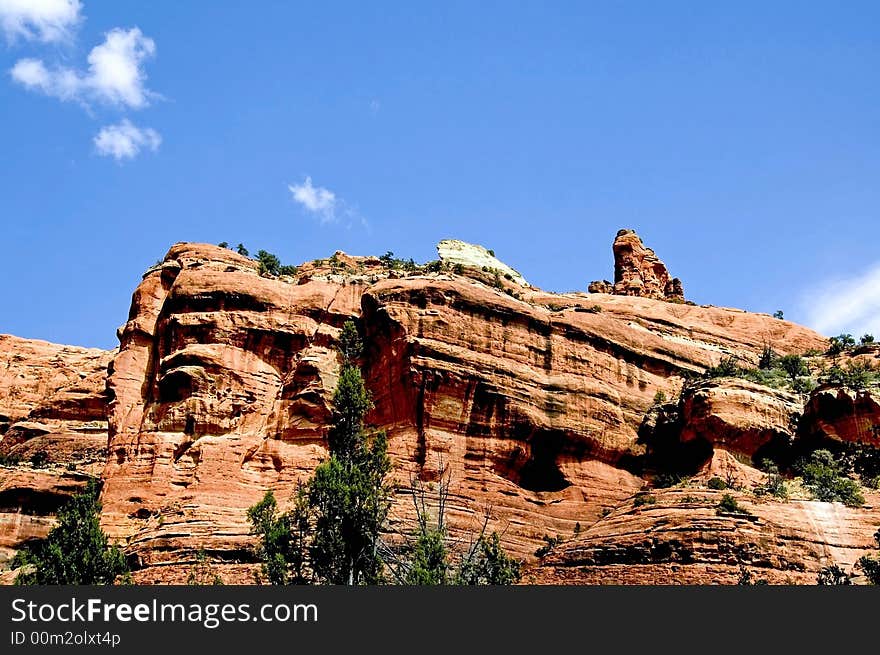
[92,241,830,580]
[590,229,685,301]
[4,235,880,585]
[0,335,113,570]
[529,481,880,585]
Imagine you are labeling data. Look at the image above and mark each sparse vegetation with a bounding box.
[254,250,298,277]
[758,344,776,370]
[703,351,816,394]
[795,449,864,507]
[534,534,563,558]
[773,310,784,320]
[0,452,22,467]
[29,450,49,469]
[653,390,667,404]
[779,354,809,382]
[186,549,224,585]
[754,461,788,499]
[13,480,129,585]
[821,361,876,390]
[586,305,602,313]
[654,472,682,488]
[861,334,875,345]
[633,493,657,507]
[816,564,851,585]
[379,251,418,271]
[705,356,741,379]
[256,250,282,276]
[858,556,880,585]
[716,493,750,515]
[236,243,249,257]
[856,529,880,585]
[737,564,768,585]
[791,376,815,394]
[827,333,856,356]
[707,476,727,490]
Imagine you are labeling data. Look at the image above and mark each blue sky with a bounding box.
[1,1,878,349]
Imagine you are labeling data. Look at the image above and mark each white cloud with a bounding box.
[801,262,880,338]
[93,119,160,160]
[288,176,338,223]
[0,0,81,43]
[10,27,156,108]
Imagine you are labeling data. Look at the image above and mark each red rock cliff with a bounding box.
[94,241,830,579]
[5,236,880,585]
[0,335,113,571]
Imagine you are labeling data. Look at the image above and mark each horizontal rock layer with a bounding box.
[94,243,831,579]
[5,239,879,585]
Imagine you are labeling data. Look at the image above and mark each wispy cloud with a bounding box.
[801,262,880,338]
[0,0,82,44]
[10,27,157,109]
[93,119,160,160]
[288,176,338,223]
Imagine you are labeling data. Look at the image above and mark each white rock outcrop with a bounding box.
[436,239,529,287]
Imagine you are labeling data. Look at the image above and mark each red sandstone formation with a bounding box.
[802,386,880,446]
[93,241,827,579]
[590,229,685,302]
[3,234,880,585]
[0,336,113,571]
[677,379,802,459]
[528,483,880,585]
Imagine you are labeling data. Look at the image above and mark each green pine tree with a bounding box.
[14,480,128,585]
[247,319,391,585]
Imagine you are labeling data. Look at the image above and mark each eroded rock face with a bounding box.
[0,335,111,427]
[9,237,880,585]
[0,335,113,567]
[92,242,830,580]
[101,243,365,567]
[802,387,880,446]
[590,229,684,301]
[530,483,880,585]
[678,379,802,460]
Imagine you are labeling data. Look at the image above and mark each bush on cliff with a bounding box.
[379,251,417,271]
[822,361,876,390]
[827,334,856,356]
[816,564,852,585]
[795,450,864,507]
[716,493,750,516]
[855,528,880,585]
[859,556,880,585]
[779,354,809,382]
[13,480,128,585]
[703,355,810,392]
